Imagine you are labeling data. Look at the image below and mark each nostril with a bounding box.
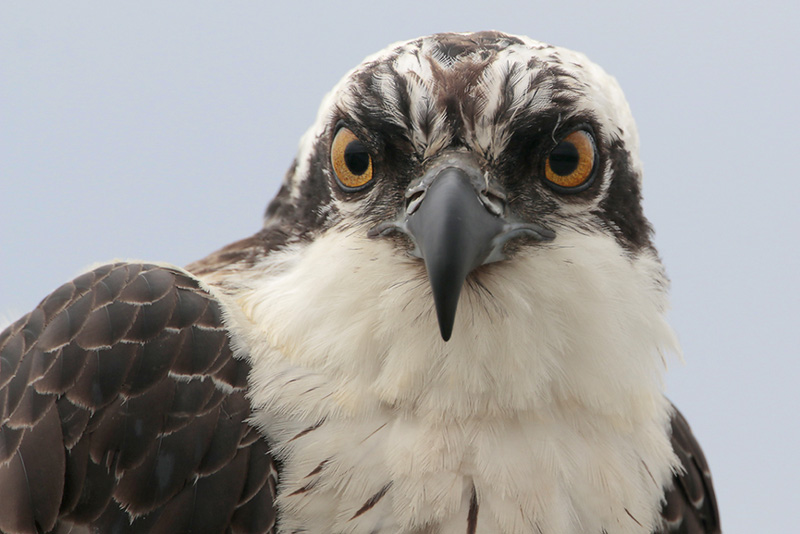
[480,188,507,217]
[407,190,424,205]
[406,189,426,214]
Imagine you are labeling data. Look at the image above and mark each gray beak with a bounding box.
[369,158,554,341]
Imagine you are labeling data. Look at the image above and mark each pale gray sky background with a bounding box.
[1,2,797,532]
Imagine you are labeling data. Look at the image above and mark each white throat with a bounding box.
[213,227,681,534]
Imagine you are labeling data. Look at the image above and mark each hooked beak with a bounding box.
[368,157,555,341]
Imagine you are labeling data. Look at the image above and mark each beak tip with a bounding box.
[439,326,452,342]
[431,276,461,343]
[434,298,457,342]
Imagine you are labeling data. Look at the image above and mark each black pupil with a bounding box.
[344,140,370,175]
[549,141,580,176]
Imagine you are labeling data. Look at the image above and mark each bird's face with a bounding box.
[260,31,660,342]
[221,31,678,419]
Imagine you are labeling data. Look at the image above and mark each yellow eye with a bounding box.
[331,127,374,190]
[544,130,596,191]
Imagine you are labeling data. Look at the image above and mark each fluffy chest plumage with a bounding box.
[245,401,674,534]
[217,229,680,534]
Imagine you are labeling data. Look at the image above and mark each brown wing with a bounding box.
[658,405,721,533]
[0,263,277,534]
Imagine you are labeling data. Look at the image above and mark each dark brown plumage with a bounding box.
[0,263,276,534]
[660,410,721,533]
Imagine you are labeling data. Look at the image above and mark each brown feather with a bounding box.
[0,263,277,533]
[658,405,721,533]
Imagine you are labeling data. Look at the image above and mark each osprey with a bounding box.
[0,32,719,534]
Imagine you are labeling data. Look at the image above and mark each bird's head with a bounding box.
[195,30,679,416]
[253,31,658,340]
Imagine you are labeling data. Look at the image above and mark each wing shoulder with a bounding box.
[0,262,277,534]
[659,405,721,534]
